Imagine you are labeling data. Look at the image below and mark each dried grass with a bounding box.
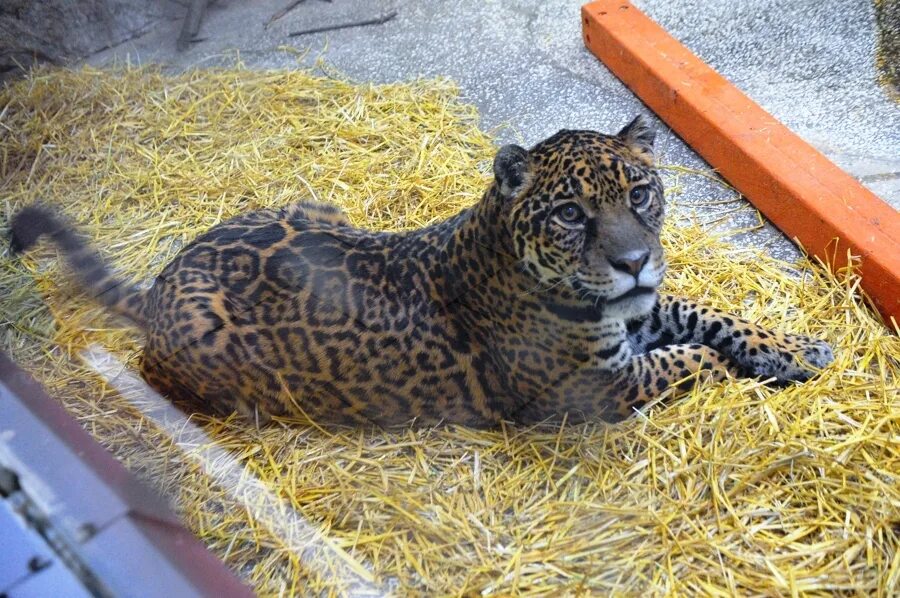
[1,65,898,597]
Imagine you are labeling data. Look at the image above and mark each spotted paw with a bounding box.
[799,338,835,370]
[740,334,834,383]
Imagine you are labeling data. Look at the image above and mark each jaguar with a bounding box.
[10,116,834,426]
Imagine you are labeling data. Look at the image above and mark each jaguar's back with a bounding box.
[139,200,498,425]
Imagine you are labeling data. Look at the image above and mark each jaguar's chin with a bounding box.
[605,288,659,320]
[607,285,656,303]
[572,279,659,320]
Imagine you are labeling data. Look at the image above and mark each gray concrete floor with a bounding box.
[87,0,900,261]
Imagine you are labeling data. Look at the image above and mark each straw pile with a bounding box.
[1,66,898,597]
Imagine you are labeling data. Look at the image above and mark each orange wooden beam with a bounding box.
[582,0,900,327]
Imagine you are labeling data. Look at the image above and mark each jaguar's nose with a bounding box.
[608,250,649,278]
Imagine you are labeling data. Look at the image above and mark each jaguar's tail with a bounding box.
[10,205,150,329]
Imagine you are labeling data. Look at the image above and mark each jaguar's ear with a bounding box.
[493,144,531,198]
[617,115,655,164]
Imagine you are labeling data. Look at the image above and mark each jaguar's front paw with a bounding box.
[742,334,834,383]
[798,338,835,371]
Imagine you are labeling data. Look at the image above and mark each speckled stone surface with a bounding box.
[86,0,900,261]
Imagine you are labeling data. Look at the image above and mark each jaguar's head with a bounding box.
[493,116,666,320]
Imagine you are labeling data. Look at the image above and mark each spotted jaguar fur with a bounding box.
[9,116,834,426]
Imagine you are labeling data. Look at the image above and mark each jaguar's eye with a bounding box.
[553,203,586,226]
[629,186,651,207]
